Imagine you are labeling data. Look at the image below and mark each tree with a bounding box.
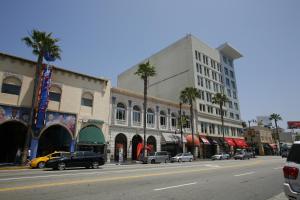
[134,61,156,160]
[212,93,228,143]
[22,29,61,164]
[179,87,200,158]
[269,113,282,153]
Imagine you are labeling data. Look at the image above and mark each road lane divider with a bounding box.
[154,182,197,191]
[234,171,255,177]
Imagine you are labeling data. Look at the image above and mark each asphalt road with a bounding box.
[0,156,287,200]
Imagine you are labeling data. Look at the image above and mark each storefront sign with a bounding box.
[45,111,76,135]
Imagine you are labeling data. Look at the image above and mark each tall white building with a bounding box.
[118,34,244,149]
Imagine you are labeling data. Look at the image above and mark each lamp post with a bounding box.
[248,119,256,129]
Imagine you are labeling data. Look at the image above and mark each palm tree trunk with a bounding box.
[220,104,225,148]
[275,120,280,155]
[143,77,147,160]
[190,100,195,159]
[179,102,183,153]
[21,53,43,164]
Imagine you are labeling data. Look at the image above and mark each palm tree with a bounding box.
[134,61,156,160]
[22,29,61,164]
[212,93,228,142]
[180,87,200,158]
[269,113,282,153]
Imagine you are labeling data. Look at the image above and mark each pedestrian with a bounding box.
[15,148,21,165]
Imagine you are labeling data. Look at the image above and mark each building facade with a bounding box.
[118,34,244,155]
[109,87,193,161]
[0,52,111,163]
[244,126,276,156]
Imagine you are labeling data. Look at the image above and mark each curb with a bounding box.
[0,166,30,171]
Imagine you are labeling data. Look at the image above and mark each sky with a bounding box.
[0,0,299,129]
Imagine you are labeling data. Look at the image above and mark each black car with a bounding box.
[45,151,105,170]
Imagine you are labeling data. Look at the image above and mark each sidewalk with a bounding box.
[0,164,29,170]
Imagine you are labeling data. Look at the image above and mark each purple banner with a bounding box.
[35,65,52,129]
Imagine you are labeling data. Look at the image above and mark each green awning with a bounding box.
[78,126,105,145]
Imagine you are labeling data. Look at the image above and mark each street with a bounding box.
[0,156,286,200]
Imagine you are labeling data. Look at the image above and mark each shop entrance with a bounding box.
[147,136,157,153]
[115,133,127,161]
[37,125,72,156]
[131,135,142,160]
[0,121,27,163]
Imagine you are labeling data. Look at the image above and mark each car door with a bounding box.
[286,144,300,193]
[70,152,84,167]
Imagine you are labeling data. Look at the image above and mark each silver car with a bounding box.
[146,151,170,164]
[171,153,193,162]
[283,141,300,200]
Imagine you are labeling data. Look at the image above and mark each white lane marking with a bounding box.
[234,171,255,177]
[273,167,282,170]
[154,182,197,191]
[0,163,223,182]
[204,164,221,168]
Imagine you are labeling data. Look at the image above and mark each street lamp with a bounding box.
[248,119,256,129]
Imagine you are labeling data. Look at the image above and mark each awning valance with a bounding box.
[233,138,248,148]
[161,132,186,144]
[186,135,200,146]
[199,135,210,145]
[77,126,105,145]
[224,137,236,147]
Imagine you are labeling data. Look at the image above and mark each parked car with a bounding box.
[30,151,70,168]
[171,152,193,162]
[211,153,230,160]
[45,151,105,170]
[145,151,170,164]
[283,141,300,200]
[234,152,250,160]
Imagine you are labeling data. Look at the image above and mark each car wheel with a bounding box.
[151,159,155,164]
[92,162,99,169]
[189,158,193,162]
[58,162,66,170]
[179,158,182,162]
[37,161,45,169]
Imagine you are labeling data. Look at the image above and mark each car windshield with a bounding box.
[175,153,183,156]
[148,152,155,156]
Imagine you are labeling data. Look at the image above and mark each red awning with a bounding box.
[186,135,200,146]
[233,138,248,148]
[199,135,211,145]
[224,137,236,147]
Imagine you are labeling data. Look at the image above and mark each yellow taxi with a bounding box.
[30,151,69,168]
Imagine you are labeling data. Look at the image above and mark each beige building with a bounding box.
[118,34,244,154]
[244,126,276,156]
[109,87,193,161]
[0,52,111,162]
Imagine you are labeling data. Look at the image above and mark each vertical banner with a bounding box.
[35,64,53,129]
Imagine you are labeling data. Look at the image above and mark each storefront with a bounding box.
[186,134,200,157]
[161,132,185,157]
[199,135,212,158]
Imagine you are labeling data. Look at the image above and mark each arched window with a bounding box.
[147,108,154,127]
[49,85,62,102]
[1,76,21,95]
[160,110,166,127]
[116,103,126,121]
[171,113,177,129]
[132,105,141,125]
[81,92,93,107]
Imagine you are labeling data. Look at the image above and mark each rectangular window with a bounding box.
[233,91,237,99]
[49,92,61,102]
[231,81,236,89]
[225,67,228,75]
[227,89,231,97]
[226,78,230,87]
[230,70,234,78]
[223,55,227,64]
[1,83,21,95]
[81,98,93,107]
[230,112,234,119]
[235,114,240,120]
[195,51,198,60]
[228,101,233,108]
[234,102,239,110]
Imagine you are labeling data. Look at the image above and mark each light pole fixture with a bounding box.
[248,119,256,129]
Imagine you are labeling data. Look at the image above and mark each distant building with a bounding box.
[244,126,276,156]
[256,116,272,127]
